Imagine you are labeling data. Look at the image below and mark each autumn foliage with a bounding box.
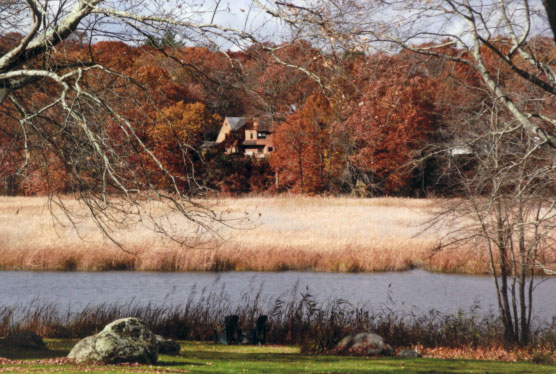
[1,34,555,197]
[345,56,439,195]
[271,93,336,193]
[148,101,221,190]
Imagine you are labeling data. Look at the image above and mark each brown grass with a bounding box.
[420,345,556,363]
[0,196,489,273]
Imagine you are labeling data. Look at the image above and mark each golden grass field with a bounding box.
[0,196,489,273]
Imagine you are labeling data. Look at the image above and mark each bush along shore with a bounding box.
[2,288,556,363]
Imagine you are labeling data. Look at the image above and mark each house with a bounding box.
[215,117,275,158]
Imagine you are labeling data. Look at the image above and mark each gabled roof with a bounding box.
[226,117,249,131]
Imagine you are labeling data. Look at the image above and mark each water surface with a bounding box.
[2,270,556,321]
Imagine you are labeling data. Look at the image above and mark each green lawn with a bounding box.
[0,340,554,374]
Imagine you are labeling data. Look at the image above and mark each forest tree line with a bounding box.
[1,32,555,197]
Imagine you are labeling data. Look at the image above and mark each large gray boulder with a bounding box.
[335,333,394,356]
[68,317,158,364]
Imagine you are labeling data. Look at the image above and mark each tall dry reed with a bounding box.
[0,196,496,273]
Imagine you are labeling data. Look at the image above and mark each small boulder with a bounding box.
[0,331,45,349]
[156,335,180,355]
[68,317,157,364]
[399,349,421,358]
[335,333,394,356]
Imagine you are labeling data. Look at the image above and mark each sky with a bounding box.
[183,0,290,50]
[3,0,551,52]
[71,0,287,50]
[0,0,285,49]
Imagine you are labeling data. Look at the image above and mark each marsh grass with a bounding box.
[0,196,492,273]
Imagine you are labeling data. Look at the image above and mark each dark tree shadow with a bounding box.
[0,346,70,360]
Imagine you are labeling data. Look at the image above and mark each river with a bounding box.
[2,270,556,321]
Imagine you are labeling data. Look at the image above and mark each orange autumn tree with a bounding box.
[247,41,325,115]
[345,56,439,195]
[148,101,221,190]
[171,47,249,116]
[270,93,336,193]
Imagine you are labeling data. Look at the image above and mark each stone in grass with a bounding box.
[156,335,180,355]
[68,317,157,364]
[335,333,394,356]
[0,331,46,349]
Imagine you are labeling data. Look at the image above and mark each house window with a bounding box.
[250,133,254,139]
[257,132,266,139]
[258,148,263,153]
[268,147,274,152]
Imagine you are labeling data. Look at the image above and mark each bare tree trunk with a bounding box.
[518,197,529,345]
[543,0,556,43]
[0,87,9,105]
[496,200,516,344]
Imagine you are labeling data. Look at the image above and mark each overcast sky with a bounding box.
[3,0,551,52]
[188,0,288,49]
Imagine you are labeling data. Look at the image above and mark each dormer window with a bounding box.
[250,133,254,139]
[257,132,266,139]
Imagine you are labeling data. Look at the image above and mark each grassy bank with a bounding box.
[0,196,492,273]
[1,340,555,373]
